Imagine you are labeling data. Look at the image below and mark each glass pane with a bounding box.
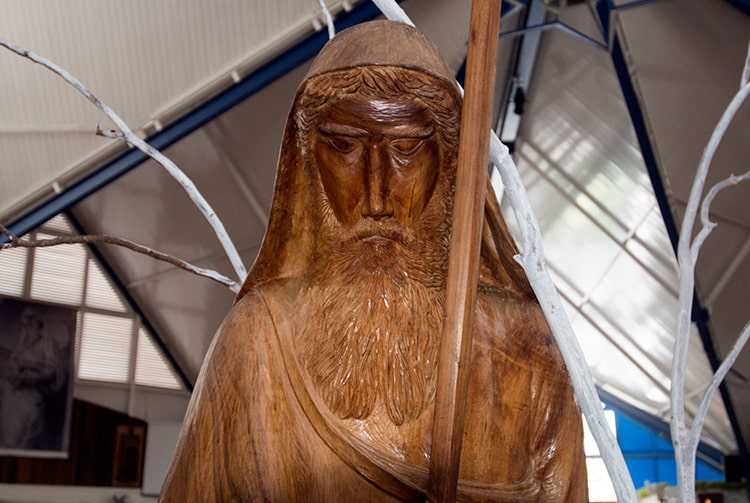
[78,312,133,383]
[586,457,617,502]
[30,233,85,305]
[135,328,182,390]
[85,259,126,312]
[0,246,27,296]
[40,214,75,234]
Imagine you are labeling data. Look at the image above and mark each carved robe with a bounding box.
[160,21,588,502]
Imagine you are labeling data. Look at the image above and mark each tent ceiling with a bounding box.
[613,0,750,456]
[1,0,748,465]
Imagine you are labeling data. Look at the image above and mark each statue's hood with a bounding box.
[237,20,532,302]
[304,20,458,92]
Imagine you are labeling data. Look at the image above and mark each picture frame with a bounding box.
[0,297,76,458]
[112,423,146,487]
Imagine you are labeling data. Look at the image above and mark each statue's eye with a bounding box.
[327,136,358,153]
[390,138,423,155]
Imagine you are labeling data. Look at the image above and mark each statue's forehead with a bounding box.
[323,94,429,114]
[315,95,435,132]
[299,68,457,112]
[294,66,460,140]
[300,65,458,99]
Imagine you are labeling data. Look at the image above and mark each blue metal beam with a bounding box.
[595,0,750,491]
[725,0,750,16]
[2,0,385,242]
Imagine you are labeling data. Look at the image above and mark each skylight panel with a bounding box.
[41,214,75,234]
[85,258,127,312]
[30,233,86,305]
[135,328,183,390]
[78,312,133,383]
[0,246,27,296]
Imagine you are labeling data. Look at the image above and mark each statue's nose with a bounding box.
[361,144,394,220]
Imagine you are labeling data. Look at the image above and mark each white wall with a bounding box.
[141,422,182,496]
[74,382,190,423]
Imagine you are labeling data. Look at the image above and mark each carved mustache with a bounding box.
[340,218,415,246]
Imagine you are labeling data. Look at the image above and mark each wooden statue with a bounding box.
[160,20,588,502]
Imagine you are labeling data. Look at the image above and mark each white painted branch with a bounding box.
[0,37,247,284]
[699,171,750,230]
[489,135,636,503]
[691,171,750,264]
[742,41,749,88]
[317,0,336,39]
[691,321,750,450]
[671,54,750,502]
[371,0,414,26]
[372,1,637,501]
[0,223,240,293]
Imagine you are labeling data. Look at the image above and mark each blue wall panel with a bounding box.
[615,411,723,488]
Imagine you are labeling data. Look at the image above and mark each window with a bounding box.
[30,232,86,305]
[78,312,134,383]
[585,409,618,502]
[135,328,182,389]
[0,246,26,296]
[1,214,184,391]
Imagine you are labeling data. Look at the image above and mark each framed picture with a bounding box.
[112,424,146,487]
[0,297,76,458]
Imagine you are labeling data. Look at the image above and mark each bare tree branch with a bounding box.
[692,320,750,450]
[490,126,636,503]
[671,44,750,502]
[690,170,750,263]
[742,40,749,88]
[0,223,240,293]
[316,0,335,40]
[0,37,247,283]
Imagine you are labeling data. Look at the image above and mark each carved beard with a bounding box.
[295,173,452,426]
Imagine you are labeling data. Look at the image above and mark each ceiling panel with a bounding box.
[0,0,361,221]
[511,6,739,452]
[616,0,750,451]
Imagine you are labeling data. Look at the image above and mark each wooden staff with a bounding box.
[427,1,502,501]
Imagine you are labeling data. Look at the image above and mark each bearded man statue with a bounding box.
[160,20,588,502]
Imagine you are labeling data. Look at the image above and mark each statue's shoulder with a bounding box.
[201,278,302,382]
[228,277,302,323]
[476,286,568,379]
[214,278,302,348]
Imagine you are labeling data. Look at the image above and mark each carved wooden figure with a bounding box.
[160,20,588,502]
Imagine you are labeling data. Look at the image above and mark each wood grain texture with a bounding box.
[160,20,588,502]
[427,1,503,501]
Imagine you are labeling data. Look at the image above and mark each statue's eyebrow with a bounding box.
[317,122,435,139]
[317,122,368,137]
[387,124,435,139]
